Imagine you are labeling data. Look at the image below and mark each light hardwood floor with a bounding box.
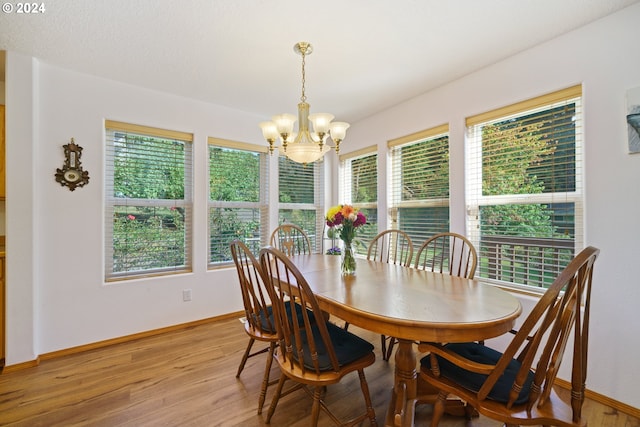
[0,316,638,427]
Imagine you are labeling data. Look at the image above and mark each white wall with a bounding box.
[4,2,639,410]
[5,53,38,364]
[4,51,274,363]
[342,4,640,409]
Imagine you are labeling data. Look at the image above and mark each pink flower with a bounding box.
[354,211,367,226]
[127,214,136,220]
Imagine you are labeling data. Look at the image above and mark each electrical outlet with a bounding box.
[182,289,192,302]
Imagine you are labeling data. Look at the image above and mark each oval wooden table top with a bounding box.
[289,254,522,344]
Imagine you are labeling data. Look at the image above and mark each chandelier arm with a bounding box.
[333,139,341,154]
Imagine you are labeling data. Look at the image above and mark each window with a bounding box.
[339,147,378,255]
[466,85,583,289]
[208,138,268,266]
[105,120,193,280]
[389,125,450,249]
[278,156,324,252]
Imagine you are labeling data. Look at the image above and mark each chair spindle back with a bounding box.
[230,240,275,336]
[259,246,340,375]
[270,223,313,256]
[367,229,414,267]
[414,232,478,278]
[482,246,598,413]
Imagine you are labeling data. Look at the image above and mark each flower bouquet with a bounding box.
[325,205,367,275]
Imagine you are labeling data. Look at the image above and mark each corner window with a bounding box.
[466,85,583,289]
[105,120,193,280]
[339,147,378,255]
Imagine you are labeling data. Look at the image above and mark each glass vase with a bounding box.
[341,240,356,275]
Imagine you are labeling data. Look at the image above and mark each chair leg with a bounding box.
[464,402,478,420]
[385,337,397,361]
[310,386,323,427]
[430,391,447,427]
[265,373,287,424]
[381,334,388,361]
[236,337,255,377]
[257,342,276,414]
[357,369,378,426]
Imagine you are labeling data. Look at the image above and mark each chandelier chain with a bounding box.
[300,50,307,103]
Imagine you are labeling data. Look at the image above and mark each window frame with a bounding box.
[207,137,269,268]
[388,124,451,249]
[338,146,378,255]
[277,155,325,253]
[105,120,193,281]
[465,85,584,291]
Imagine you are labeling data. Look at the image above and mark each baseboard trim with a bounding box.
[555,377,640,419]
[2,357,40,373]
[2,311,243,372]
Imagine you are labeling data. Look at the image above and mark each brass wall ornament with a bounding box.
[55,138,90,191]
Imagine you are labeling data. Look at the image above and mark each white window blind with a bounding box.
[466,85,583,290]
[208,138,269,266]
[389,125,450,248]
[339,146,378,255]
[105,120,193,280]
[278,156,324,252]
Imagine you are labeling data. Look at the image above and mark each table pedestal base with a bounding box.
[384,339,477,427]
[384,388,474,426]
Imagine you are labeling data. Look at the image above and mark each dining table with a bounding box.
[287,253,522,427]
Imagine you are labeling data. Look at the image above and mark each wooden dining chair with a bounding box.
[366,229,414,267]
[259,246,378,427]
[414,232,477,279]
[229,240,279,414]
[418,246,599,427]
[270,223,312,256]
[365,229,414,360]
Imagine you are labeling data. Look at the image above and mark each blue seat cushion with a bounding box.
[421,342,535,405]
[294,321,374,371]
[255,302,313,333]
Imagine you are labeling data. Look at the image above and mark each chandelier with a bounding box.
[259,42,349,164]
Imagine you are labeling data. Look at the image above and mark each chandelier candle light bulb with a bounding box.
[259,42,349,164]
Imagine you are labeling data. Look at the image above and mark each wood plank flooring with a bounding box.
[0,317,638,426]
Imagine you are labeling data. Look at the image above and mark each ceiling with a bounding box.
[0,0,638,123]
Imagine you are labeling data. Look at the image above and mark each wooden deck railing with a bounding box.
[479,235,574,288]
